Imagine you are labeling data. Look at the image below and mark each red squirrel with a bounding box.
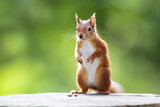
[73,13,123,94]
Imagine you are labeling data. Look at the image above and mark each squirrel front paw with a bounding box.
[76,55,82,64]
[87,55,95,63]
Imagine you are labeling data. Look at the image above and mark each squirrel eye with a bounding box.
[88,27,91,31]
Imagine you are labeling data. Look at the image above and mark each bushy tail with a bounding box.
[110,80,123,93]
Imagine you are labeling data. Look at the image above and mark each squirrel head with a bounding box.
[75,13,97,41]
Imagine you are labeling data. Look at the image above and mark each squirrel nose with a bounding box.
[79,34,83,39]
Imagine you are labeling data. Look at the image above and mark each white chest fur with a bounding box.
[79,40,99,86]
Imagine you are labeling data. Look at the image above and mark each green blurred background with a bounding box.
[0,0,160,95]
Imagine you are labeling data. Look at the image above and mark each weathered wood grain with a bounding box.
[0,93,160,107]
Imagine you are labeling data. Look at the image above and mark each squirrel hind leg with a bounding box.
[76,66,89,94]
[110,80,123,93]
[90,88,110,94]
[99,90,110,95]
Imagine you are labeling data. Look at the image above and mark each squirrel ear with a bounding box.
[90,13,96,27]
[75,13,81,24]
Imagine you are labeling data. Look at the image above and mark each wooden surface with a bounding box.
[0,93,160,107]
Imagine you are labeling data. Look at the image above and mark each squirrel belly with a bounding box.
[79,40,99,87]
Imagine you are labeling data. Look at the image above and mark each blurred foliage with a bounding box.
[0,0,160,95]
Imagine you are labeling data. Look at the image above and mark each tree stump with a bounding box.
[0,93,160,106]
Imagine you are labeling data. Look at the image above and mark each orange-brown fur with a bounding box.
[74,13,122,94]
[76,66,88,93]
[76,36,111,93]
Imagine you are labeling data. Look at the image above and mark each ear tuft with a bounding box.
[75,13,78,19]
[90,13,96,27]
[92,13,96,18]
[75,13,81,24]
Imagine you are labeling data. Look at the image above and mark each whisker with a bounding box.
[62,33,76,42]
[68,55,75,61]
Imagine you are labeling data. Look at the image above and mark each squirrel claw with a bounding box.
[70,90,86,94]
[70,90,78,94]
